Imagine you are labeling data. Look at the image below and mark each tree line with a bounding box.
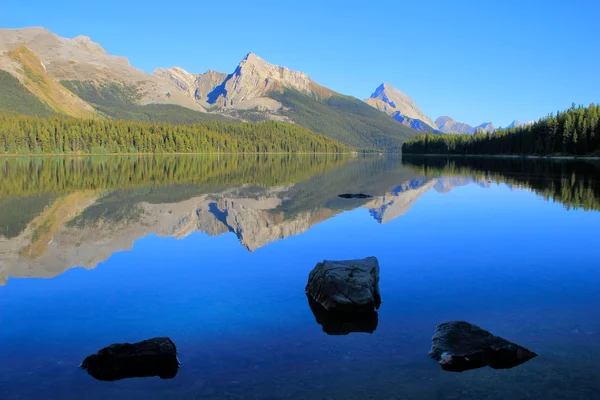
[402,155,600,212]
[0,114,350,154]
[402,104,600,156]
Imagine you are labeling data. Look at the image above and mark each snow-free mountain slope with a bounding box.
[474,122,495,133]
[365,83,437,130]
[153,67,228,108]
[0,27,205,111]
[435,116,476,134]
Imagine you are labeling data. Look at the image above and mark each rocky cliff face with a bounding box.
[365,83,437,131]
[152,67,228,108]
[206,53,316,109]
[153,52,336,113]
[0,27,205,111]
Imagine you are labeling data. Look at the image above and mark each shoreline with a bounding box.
[401,153,600,161]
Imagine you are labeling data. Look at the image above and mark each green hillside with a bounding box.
[269,88,421,151]
[0,70,54,116]
[61,80,230,123]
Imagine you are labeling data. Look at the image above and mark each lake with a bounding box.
[1,155,599,399]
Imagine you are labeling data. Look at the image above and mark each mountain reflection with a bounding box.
[1,155,599,285]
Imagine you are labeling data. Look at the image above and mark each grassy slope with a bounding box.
[61,80,231,123]
[7,47,95,118]
[0,70,55,116]
[269,88,421,151]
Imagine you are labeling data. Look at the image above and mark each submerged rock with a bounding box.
[338,193,373,199]
[307,294,378,335]
[305,256,381,313]
[81,337,179,381]
[429,321,538,372]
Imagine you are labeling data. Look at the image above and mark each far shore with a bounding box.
[401,153,600,161]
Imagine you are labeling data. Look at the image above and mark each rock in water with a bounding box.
[81,337,179,381]
[307,294,378,335]
[306,256,381,313]
[429,321,538,372]
[338,193,373,199]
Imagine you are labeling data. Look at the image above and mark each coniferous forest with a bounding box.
[402,104,600,156]
[0,114,350,154]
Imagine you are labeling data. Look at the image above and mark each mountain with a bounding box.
[154,52,321,113]
[0,27,205,113]
[0,27,422,150]
[435,116,475,134]
[506,120,535,129]
[365,83,437,131]
[474,122,495,133]
[0,45,95,118]
[158,53,422,150]
[153,67,228,109]
[435,116,495,134]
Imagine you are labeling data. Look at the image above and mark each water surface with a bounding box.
[1,155,599,399]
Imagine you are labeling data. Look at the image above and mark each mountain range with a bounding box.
[0,27,531,150]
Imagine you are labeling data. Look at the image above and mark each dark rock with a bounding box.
[338,193,373,199]
[307,294,378,335]
[81,337,179,381]
[429,321,538,372]
[305,256,381,313]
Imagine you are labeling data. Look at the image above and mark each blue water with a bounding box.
[1,157,600,399]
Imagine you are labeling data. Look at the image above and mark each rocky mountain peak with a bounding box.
[72,35,107,55]
[365,82,437,130]
[435,116,454,124]
[206,52,313,107]
[475,122,495,133]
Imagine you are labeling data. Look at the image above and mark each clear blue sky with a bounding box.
[3,0,599,127]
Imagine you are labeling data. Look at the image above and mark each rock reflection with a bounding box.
[307,295,378,335]
[81,337,179,381]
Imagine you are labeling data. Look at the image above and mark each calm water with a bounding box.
[1,155,600,399]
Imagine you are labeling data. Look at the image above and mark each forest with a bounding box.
[402,104,600,156]
[0,114,350,154]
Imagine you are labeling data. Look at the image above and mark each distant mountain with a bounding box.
[435,116,495,134]
[474,122,495,133]
[435,116,476,134]
[365,83,438,132]
[506,120,535,129]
